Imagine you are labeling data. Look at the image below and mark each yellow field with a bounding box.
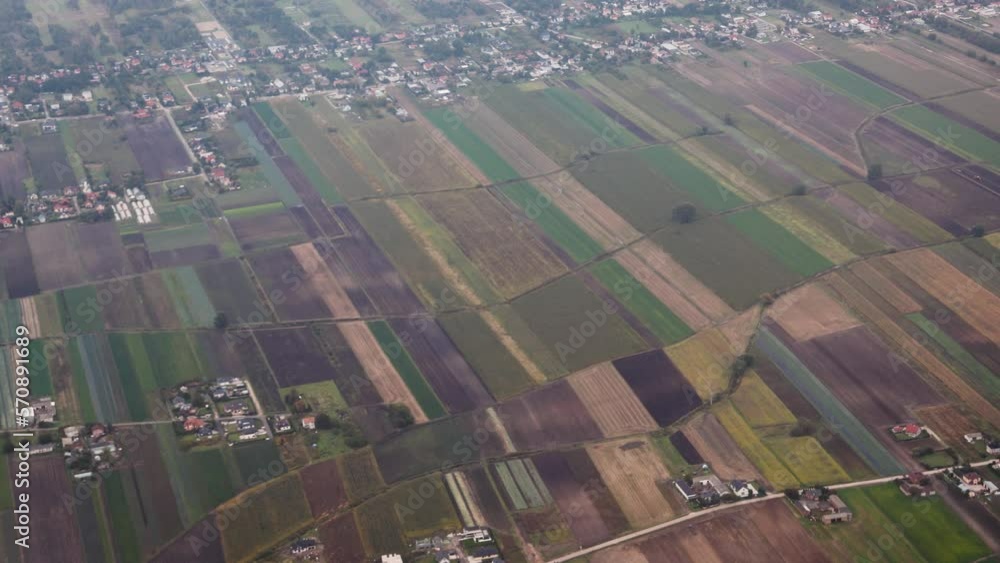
[761,201,856,264]
[666,329,735,400]
[730,372,797,428]
[714,402,797,489]
[763,436,851,486]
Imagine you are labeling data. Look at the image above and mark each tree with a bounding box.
[314,413,333,430]
[386,404,414,429]
[213,312,228,330]
[790,184,808,196]
[970,224,985,237]
[867,163,883,180]
[723,113,735,126]
[671,203,697,224]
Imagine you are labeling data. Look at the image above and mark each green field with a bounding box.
[108,333,157,420]
[156,426,237,526]
[588,258,692,344]
[835,484,990,563]
[27,339,54,397]
[232,121,301,207]
[161,267,217,328]
[279,137,344,204]
[541,87,643,147]
[59,285,104,334]
[221,201,286,219]
[423,107,520,182]
[368,320,447,419]
[143,223,216,254]
[438,310,536,399]
[232,440,286,486]
[252,102,293,139]
[756,330,904,475]
[798,61,906,110]
[890,105,1000,168]
[385,475,460,539]
[651,216,803,309]
[102,471,141,563]
[72,334,125,422]
[725,208,834,277]
[509,274,648,372]
[499,182,604,263]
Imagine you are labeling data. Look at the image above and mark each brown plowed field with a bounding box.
[587,438,676,528]
[462,101,641,249]
[765,41,821,63]
[300,458,349,517]
[76,222,132,280]
[101,273,182,330]
[361,118,477,192]
[246,246,333,321]
[872,169,1000,237]
[419,190,566,298]
[151,517,225,563]
[229,209,305,251]
[123,113,191,182]
[331,206,425,315]
[568,362,658,438]
[314,238,378,318]
[338,321,427,421]
[388,317,493,413]
[631,239,733,322]
[862,116,964,171]
[26,221,87,291]
[816,186,922,250]
[290,243,359,319]
[612,350,702,427]
[15,454,86,563]
[916,404,979,453]
[0,230,40,298]
[888,249,1000,344]
[532,449,629,547]
[768,284,861,341]
[254,327,337,388]
[619,500,830,563]
[318,512,367,563]
[498,380,603,451]
[824,271,1000,428]
[847,261,922,314]
[682,412,764,482]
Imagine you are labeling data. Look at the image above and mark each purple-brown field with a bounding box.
[14,455,86,563]
[815,186,921,250]
[150,517,225,563]
[872,167,1000,236]
[531,449,629,547]
[0,229,40,298]
[388,317,493,413]
[149,245,221,269]
[254,327,336,387]
[863,117,964,172]
[318,512,367,563]
[289,204,322,238]
[122,114,191,182]
[313,239,378,317]
[330,206,424,316]
[612,350,702,427]
[765,41,821,63]
[0,140,30,200]
[229,208,305,251]
[245,246,333,321]
[26,221,87,291]
[498,380,603,451]
[76,222,132,280]
[240,108,283,157]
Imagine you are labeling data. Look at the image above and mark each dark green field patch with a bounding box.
[59,285,103,334]
[368,320,447,419]
[499,182,604,263]
[252,101,293,139]
[509,275,648,372]
[588,259,693,344]
[439,310,536,399]
[725,208,834,277]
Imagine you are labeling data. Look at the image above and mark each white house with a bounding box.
[729,480,758,498]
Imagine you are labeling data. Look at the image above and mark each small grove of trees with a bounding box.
[867,163,883,180]
[386,404,415,429]
[671,203,697,224]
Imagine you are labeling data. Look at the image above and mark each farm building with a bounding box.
[795,490,853,524]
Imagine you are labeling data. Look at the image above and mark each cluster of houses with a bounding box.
[188,136,241,191]
[946,466,1000,498]
[674,469,762,508]
[62,423,122,480]
[897,472,937,497]
[409,527,504,563]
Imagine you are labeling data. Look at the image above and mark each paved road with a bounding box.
[547,459,998,563]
